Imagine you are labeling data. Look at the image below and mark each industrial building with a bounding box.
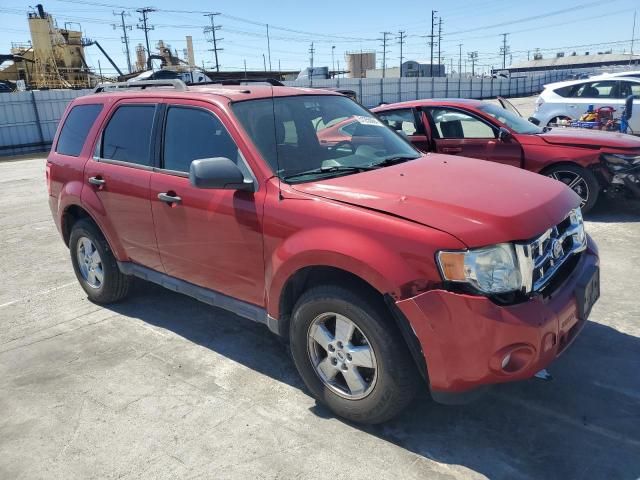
[345,51,376,78]
[366,60,446,78]
[503,52,640,73]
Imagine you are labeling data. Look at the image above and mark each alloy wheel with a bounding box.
[548,170,589,208]
[307,312,378,400]
[76,236,104,289]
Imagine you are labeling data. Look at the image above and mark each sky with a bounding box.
[0,0,638,76]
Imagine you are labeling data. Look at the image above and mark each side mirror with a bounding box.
[498,127,512,142]
[189,157,254,191]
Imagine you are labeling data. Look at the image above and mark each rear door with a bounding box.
[376,108,431,152]
[424,106,522,168]
[149,100,265,306]
[83,100,163,270]
[565,80,623,118]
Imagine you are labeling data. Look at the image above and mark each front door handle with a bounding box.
[88,176,105,186]
[158,192,182,204]
[442,147,463,154]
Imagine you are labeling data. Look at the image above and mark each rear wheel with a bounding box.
[69,219,132,304]
[289,285,419,424]
[544,164,599,213]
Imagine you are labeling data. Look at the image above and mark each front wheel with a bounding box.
[544,164,599,213]
[289,285,419,424]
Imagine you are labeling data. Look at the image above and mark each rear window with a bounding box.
[102,105,156,166]
[552,85,575,98]
[55,104,103,156]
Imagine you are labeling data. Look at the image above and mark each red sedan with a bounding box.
[373,98,640,213]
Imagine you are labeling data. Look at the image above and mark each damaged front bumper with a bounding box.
[601,154,640,198]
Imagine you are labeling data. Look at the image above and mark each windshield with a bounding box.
[231,95,420,183]
[478,103,543,135]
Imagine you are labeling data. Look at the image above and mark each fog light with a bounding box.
[491,344,536,374]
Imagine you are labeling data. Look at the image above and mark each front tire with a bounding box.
[289,285,419,424]
[544,164,599,213]
[69,219,131,304]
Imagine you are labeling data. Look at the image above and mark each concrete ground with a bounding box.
[1,155,639,480]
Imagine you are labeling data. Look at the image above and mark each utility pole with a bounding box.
[204,13,222,73]
[500,33,510,69]
[263,53,267,72]
[631,10,637,64]
[243,59,247,78]
[113,11,132,74]
[429,10,437,76]
[380,31,391,78]
[136,7,155,60]
[468,51,478,76]
[437,17,443,74]
[458,43,462,76]
[309,42,315,69]
[332,45,336,77]
[397,30,406,77]
[266,24,272,71]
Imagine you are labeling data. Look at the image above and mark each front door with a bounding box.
[83,101,163,270]
[149,101,265,306]
[425,106,522,168]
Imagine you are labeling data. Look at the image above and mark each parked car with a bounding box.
[531,76,640,132]
[374,98,640,212]
[47,80,599,423]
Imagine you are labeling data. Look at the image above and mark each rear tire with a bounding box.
[544,164,599,213]
[289,285,419,424]
[69,219,131,304]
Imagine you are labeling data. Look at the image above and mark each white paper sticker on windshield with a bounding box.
[353,115,384,126]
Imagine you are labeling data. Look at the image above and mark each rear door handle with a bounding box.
[442,147,463,154]
[158,192,182,204]
[88,176,105,186]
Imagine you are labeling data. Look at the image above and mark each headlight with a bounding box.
[437,243,522,294]
[601,153,640,172]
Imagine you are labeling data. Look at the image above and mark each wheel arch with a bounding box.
[60,202,125,259]
[276,265,429,382]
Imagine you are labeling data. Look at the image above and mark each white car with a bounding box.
[531,76,640,133]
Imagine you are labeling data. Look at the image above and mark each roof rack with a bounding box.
[197,78,284,87]
[94,79,188,93]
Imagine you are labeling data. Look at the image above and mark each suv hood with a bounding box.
[291,154,579,248]
[539,128,640,149]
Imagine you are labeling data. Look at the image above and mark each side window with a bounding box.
[429,108,495,139]
[619,81,640,99]
[102,105,155,166]
[163,106,239,172]
[573,81,617,98]
[377,109,418,136]
[56,104,103,156]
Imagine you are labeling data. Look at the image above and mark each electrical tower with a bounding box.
[136,7,155,60]
[468,51,478,76]
[500,33,510,69]
[397,30,406,76]
[380,31,391,78]
[458,43,463,75]
[112,11,132,74]
[204,13,223,73]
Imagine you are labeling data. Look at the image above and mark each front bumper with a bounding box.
[396,236,599,400]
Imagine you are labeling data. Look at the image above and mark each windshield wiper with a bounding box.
[282,164,375,182]
[368,155,419,168]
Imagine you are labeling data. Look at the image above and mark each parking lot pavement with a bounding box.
[1,155,639,480]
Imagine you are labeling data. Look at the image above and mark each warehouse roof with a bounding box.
[508,53,640,71]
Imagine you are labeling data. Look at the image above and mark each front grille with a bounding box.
[515,208,587,294]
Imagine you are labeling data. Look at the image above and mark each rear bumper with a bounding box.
[396,236,599,400]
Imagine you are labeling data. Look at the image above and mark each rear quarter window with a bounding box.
[552,85,575,98]
[55,104,103,156]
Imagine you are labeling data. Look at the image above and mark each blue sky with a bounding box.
[1,0,638,76]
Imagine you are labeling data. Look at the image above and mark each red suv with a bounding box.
[374,98,640,213]
[47,80,600,423]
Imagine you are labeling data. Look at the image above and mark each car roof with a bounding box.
[544,75,640,90]
[589,70,640,79]
[373,98,484,111]
[80,84,340,103]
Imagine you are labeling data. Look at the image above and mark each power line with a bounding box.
[135,7,155,59]
[204,13,223,72]
[112,10,132,73]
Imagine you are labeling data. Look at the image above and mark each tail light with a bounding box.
[46,162,52,195]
